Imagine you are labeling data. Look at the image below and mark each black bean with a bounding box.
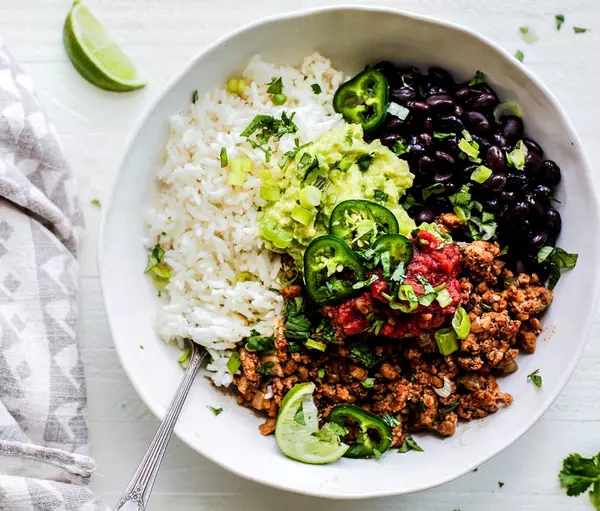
[409,142,426,158]
[522,138,544,158]
[501,190,516,202]
[472,134,491,155]
[425,86,449,98]
[418,155,436,174]
[546,208,562,234]
[373,61,397,79]
[467,93,499,111]
[435,115,464,132]
[464,111,490,134]
[492,132,507,148]
[425,94,455,114]
[501,116,524,143]
[391,87,417,104]
[415,207,436,224]
[532,184,551,198]
[530,232,548,251]
[540,160,561,187]
[444,182,459,195]
[428,66,455,84]
[454,104,464,118]
[482,173,507,192]
[380,132,402,148]
[406,100,430,114]
[418,133,434,148]
[433,172,453,184]
[434,151,455,170]
[384,116,404,131]
[483,197,502,212]
[515,260,527,275]
[505,173,528,190]
[455,87,477,103]
[506,200,529,219]
[422,117,434,132]
[526,194,545,217]
[486,146,505,170]
[524,152,542,173]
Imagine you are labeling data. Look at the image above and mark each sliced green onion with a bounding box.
[471,165,493,184]
[452,307,471,339]
[519,26,538,44]
[507,140,528,170]
[227,351,241,374]
[338,157,353,171]
[436,287,453,308]
[260,185,281,201]
[433,131,456,139]
[272,229,293,249]
[233,271,256,284]
[493,101,523,122]
[291,205,315,226]
[305,339,327,352]
[228,169,247,186]
[178,346,191,368]
[219,147,228,168]
[272,93,287,106]
[435,328,459,356]
[388,102,410,120]
[299,186,322,209]
[573,27,588,34]
[192,90,199,103]
[259,219,280,242]
[458,136,480,160]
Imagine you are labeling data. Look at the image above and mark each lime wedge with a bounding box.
[275,383,348,464]
[63,1,146,91]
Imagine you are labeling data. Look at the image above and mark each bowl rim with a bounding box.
[99,4,600,499]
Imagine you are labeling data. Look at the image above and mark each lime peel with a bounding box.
[63,1,146,91]
[275,383,348,464]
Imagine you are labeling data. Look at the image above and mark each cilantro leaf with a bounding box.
[361,377,375,389]
[266,77,283,95]
[515,50,525,62]
[207,406,223,416]
[555,14,565,30]
[574,27,589,34]
[258,361,274,376]
[398,435,424,453]
[382,413,401,428]
[144,244,165,273]
[90,199,101,207]
[373,189,389,203]
[469,70,486,86]
[311,83,322,95]
[528,368,542,388]
[559,453,600,504]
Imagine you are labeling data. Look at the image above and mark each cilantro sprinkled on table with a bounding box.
[559,451,600,510]
[527,369,542,388]
[207,406,223,416]
[398,435,424,453]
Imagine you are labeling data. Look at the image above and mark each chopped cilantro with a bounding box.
[373,189,389,203]
[356,153,374,171]
[139,344,144,350]
[317,368,325,379]
[144,244,165,273]
[515,50,525,62]
[398,435,424,453]
[519,26,538,44]
[469,70,486,86]
[498,481,505,488]
[240,112,298,161]
[266,77,283,95]
[400,193,421,211]
[555,14,565,30]
[258,361,274,376]
[574,27,589,34]
[90,199,101,207]
[192,90,199,103]
[207,406,223,416]
[393,140,410,156]
[382,413,401,428]
[219,147,228,168]
[528,368,542,388]
[284,297,312,341]
[349,341,381,368]
[311,83,322,95]
[422,183,445,201]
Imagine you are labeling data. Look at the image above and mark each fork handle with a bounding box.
[114,345,206,511]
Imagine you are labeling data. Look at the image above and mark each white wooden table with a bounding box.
[2,0,599,509]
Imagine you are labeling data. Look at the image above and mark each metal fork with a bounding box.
[114,342,206,511]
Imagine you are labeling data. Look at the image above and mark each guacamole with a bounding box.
[258,124,415,264]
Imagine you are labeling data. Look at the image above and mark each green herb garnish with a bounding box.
[258,361,274,376]
[90,199,101,207]
[555,14,565,30]
[207,406,223,416]
[311,83,322,95]
[227,351,241,374]
[559,452,600,510]
[469,70,486,86]
[393,140,410,156]
[398,435,424,453]
[219,147,228,168]
[574,27,589,34]
[373,189,389,203]
[515,50,525,62]
[422,183,445,201]
[528,368,542,388]
[356,153,374,171]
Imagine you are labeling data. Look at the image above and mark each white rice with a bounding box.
[146,54,346,386]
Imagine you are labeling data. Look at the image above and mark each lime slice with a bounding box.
[275,382,348,464]
[63,1,146,91]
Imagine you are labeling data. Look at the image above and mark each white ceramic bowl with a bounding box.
[99,5,600,499]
